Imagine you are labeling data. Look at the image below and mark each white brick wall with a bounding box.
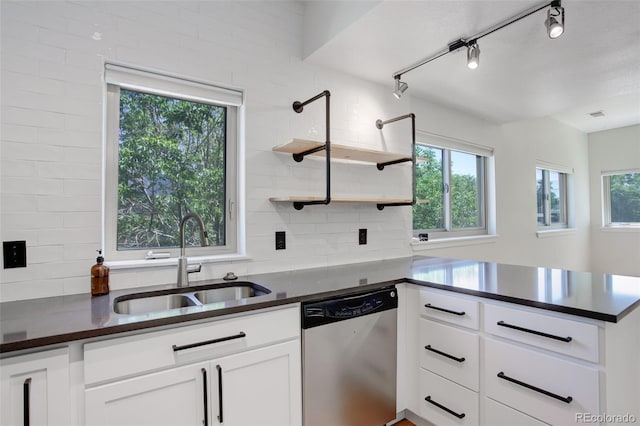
[1,1,414,301]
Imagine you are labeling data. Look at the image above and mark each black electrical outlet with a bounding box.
[275,231,286,250]
[359,228,367,245]
[3,240,27,268]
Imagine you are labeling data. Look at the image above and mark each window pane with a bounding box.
[413,146,444,230]
[451,151,482,228]
[536,169,545,225]
[548,171,563,225]
[609,173,640,223]
[117,89,226,250]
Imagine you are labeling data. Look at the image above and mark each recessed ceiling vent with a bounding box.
[589,110,605,118]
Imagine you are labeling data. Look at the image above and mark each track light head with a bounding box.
[393,76,408,99]
[467,41,480,70]
[545,1,565,39]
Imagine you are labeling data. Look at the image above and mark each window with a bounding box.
[536,168,568,228]
[104,64,243,261]
[603,171,640,227]
[413,133,492,239]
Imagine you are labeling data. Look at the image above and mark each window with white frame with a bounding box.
[536,167,569,229]
[104,64,242,261]
[413,132,493,239]
[602,170,640,227]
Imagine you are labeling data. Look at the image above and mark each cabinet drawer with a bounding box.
[85,305,299,385]
[419,319,479,391]
[485,338,598,426]
[484,303,599,362]
[419,368,479,426]
[484,398,548,426]
[419,290,479,330]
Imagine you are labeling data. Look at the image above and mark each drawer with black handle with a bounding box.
[484,338,599,425]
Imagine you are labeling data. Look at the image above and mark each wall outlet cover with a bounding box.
[359,228,367,245]
[3,240,27,268]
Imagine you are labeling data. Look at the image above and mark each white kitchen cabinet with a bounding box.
[85,341,300,426]
[85,361,209,426]
[212,340,301,426]
[84,305,301,426]
[405,287,640,426]
[484,338,599,425]
[0,347,70,426]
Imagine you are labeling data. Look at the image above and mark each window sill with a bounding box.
[106,253,251,270]
[411,234,498,251]
[536,228,577,239]
[600,225,640,233]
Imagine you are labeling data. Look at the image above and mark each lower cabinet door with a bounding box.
[212,340,302,426]
[1,347,69,426]
[419,368,479,426]
[85,361,209,426]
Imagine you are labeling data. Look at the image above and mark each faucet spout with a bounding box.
[177,212,209,287]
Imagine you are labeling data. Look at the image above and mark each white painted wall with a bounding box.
[588,124,640,276]
[0,1,625,302]
[410,100,592,272]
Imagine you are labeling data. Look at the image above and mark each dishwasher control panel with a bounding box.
[301,287,397,329]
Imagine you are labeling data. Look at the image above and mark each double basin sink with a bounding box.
[113,281,271,316]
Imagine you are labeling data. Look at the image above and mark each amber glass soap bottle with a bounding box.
[91,250,110,296]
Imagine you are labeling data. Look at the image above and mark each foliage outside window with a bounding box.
[536,168,567,228]
[104,65,240,261]
[603,171,640,227]
[413,142,487,238]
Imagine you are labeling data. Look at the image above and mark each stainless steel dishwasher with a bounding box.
[302,286,397,426]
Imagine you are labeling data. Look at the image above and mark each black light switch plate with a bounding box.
[359,228,367,245]
[3,240,27,268]
[275,231,286,250]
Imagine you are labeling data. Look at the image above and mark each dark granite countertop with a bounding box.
[2,256,639,354]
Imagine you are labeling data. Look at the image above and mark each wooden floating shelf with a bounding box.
[269,196,413,204]
[273,139,411,165]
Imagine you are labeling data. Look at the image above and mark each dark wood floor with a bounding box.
[393,420,415,426]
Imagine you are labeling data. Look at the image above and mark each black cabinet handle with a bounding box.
[497,371,573,404]
[425,303,465,316]
[172,332,246,352]
[425,395,466,419]
[216,365,224,424]
[497,321,572,342]
[23,378,31,426]
[201,368,209,426]
[425,345,466,363]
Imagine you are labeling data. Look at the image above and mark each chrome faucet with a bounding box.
[177,212,209,287]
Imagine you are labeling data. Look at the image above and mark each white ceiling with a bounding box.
[302,0,640,133]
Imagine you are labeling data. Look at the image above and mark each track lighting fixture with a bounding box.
[392,0,565,97]
[545,0,565,39]
[467,41,480,70]
[393,76,408,99]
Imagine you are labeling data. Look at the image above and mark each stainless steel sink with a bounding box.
[113,294,196,315]
[194,284,269,304]
[113,282,271,315]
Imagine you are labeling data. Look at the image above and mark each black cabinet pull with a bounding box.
[216,365,224,424]
[497,321,572,342]
[23,378,31,426]
[201,368,209,426]
[425,303,465,316]
[425,395,466,419]
[172,332,246,352]
[497,371,573,404]
[425,345,466,363]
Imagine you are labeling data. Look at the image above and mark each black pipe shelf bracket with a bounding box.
[291,90,331,210]
[375,113,417,210]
